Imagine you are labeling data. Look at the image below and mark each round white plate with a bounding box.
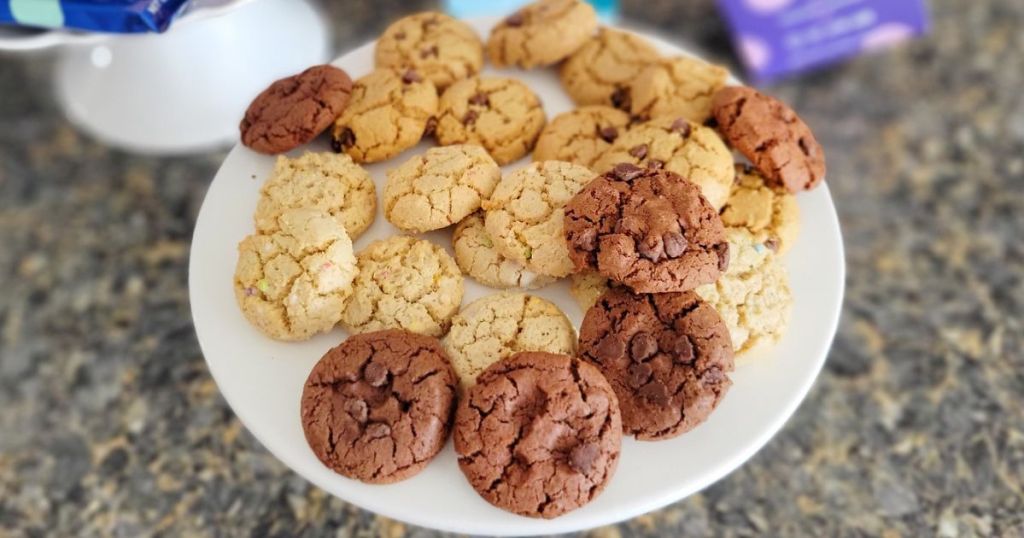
[189,17,844,536]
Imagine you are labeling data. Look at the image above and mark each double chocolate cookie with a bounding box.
[563,164,729,293]
[454,352,621,518]
[300,329,458,484]
[578,287,734,440]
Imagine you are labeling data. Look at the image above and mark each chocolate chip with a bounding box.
[671,118,692,137]
[365,423,391,439]
[798,137,813,156]
[569,442,600,474]
[401,69,421,83]
[672,335,694,363]
[335,128,355,150]
[703,117,719,128]
[741,163,755,175]
[637,235,664,262]
[424,116,438,137]
[646,159,664,169]
[628,144,648,160]
[505,11,524,26]
[764,237,779,252]
[573,228,597,252]
[594,335,625,363]
[610,87,631,110]
[612,162,644,181]
[627,363,653,388]
[598,126,619,143]
[638,381,670,406]
[469,92,490,106]
[420,45,439,59]
[663,231,687,258]
[714,242,730,272]
[629,332,658,362]
[364,362,389,387]
[345,399,368,423]
[462,110,479,125]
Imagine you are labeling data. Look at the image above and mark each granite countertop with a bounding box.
[1,0,1022,536]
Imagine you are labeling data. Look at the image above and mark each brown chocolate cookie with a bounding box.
[240,65,353,155]
[711,86,826,192]
[454,352,621,518]
[563,164,729,293]
[300,329,457,484]
[578,287,734,440]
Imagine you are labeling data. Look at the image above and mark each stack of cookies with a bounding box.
[230,0,826,520]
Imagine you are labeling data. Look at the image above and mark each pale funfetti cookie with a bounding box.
[482,160,595,278]
[533,106,632,169]
[570,270,610,312]
[341,236,464,337]
[695,227,793,355]
[443,292,577,389]
[384,145,500,233]
[331,68,438,163]
[375,11,483,90]
[560,27,661,109]
[434,76,546,165]
[594,116,734,210]
[720,164,800,255]
[629,56,728,123]
[254,152,376,239]
[452,212,553,290]
[486,0,597,69]
[234,208,358,341]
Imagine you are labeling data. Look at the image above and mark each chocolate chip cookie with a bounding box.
[578,287,734,440]
[486,0,598,69]
[533,106,632,169]
[720,164,800,255]
[560,28,661,109]
[240,64,353,155]
[301,329,457,483]
[375,11,483,90]
[629,56,728,123]
[564,164,729,293]
[454,351,621,518]
[711,86,826,192]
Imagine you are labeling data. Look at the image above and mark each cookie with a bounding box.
[533,106,632,169]
[375,11,483,90]
[240,65,353,155]
[454,352,621,518]
[564,164,729,293]
[486,0,598,69]
[695,227,793,354]
[578,287,734,440]
[594,115,735,210]
[383,145,500,233]
[629,56,728,123]
[570,270,610,312]
[301,329,457,484]
[483,160,595,278]
[331,68,438,163]
[452,212,553,290]
[560,28,661,109]
[234,208,358,341]
[720,164,800,255]
[254,152,376,239]
[711,86,826,192]
[434,76,546,165]
[341,236,464,337]
[443,292,577,389]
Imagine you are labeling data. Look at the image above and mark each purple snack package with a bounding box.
[0,0,191,34]
[716,0,930,83]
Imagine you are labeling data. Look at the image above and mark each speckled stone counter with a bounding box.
[1,0,1021,536]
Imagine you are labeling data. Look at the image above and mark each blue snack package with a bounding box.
[0,0,191,33]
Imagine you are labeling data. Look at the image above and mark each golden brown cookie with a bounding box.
[629,56,728,123]
[331,68,438,163]
[533,106,632,169]
[375,12,483,90]
[434,76,546,165]
[720,164,800,255]
[570,270,610,312]
[560,28,661,109]
[383,145,500,233]
[486,0,597,69]
[452,212,554,290]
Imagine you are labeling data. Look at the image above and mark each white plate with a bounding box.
[189,17,845,536]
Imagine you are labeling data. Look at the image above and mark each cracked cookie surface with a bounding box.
[452,212,553,290]
[533,106,632,169]
[564,164,729,293]
[712,86,826,192]
[331,68,438,163]
[443,292,577,389]
[486,0,597,69]
[483,160,595,278]
[578,287,734,440]
[629,56,728,123]
[240,65,353,155]
[254,152,376,239]
[695,227,792,354]
[384,144,500,233]
[375,11,483,90]
[720,164,800,255]
[234,208,357,341]
[434,76,546,165]
[301,329,457,484]
[454,352,621,518]
[560,28,661,109]
[594,115,735,210]
[341,236,463,337]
